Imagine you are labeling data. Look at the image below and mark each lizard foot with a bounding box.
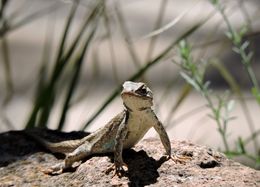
[43,163,65,175]
[106,163,128,177]
[169,154,191,164]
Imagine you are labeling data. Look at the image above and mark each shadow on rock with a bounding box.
[120,149,167,186]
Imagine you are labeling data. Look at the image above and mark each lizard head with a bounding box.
[121,81,153,111]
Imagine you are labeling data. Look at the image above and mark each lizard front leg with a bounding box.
[153,119,172,157]
[152,113,190,163]
[113,118,128,176]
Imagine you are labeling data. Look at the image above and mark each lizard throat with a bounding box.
[123,103,150,112]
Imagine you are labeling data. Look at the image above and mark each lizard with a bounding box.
[26,81,187,176]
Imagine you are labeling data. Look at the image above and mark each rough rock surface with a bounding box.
[0,129,259,187]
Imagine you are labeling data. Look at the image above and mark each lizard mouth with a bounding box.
[121,91,153,100]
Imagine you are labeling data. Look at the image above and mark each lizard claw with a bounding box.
[114,163,128,177]
[106,162,128,177]
[168,154,191,164]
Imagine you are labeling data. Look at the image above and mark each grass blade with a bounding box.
[37,2,103,127]
[25,1,79,128]
[57,24,98,130]
[115,2,141,68]
[0,37,13,106]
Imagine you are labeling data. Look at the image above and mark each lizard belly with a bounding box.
[123,114,152,149]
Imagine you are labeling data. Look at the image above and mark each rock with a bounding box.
[0,129,259,187]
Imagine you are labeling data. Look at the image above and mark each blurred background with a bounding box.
[0,0,260,168]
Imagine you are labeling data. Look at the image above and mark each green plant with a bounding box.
[210,0,260,105]
[176,39,260,167]
[209,0,260,167]
[175,40,235,152]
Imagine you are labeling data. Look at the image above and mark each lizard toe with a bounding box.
[169,154,191,164]
[43,163,64,175]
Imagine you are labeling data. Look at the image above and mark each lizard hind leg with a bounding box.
[44,143,92,175]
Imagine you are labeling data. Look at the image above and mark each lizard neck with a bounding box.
[123,107,154,149]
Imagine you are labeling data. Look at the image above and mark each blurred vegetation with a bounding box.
[0,0,260,168]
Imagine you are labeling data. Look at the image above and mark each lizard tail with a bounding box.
[24,131,90,153]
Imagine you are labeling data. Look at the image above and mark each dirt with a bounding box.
[0,129,259,187]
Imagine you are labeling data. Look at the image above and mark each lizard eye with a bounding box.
[136,86,147,96]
